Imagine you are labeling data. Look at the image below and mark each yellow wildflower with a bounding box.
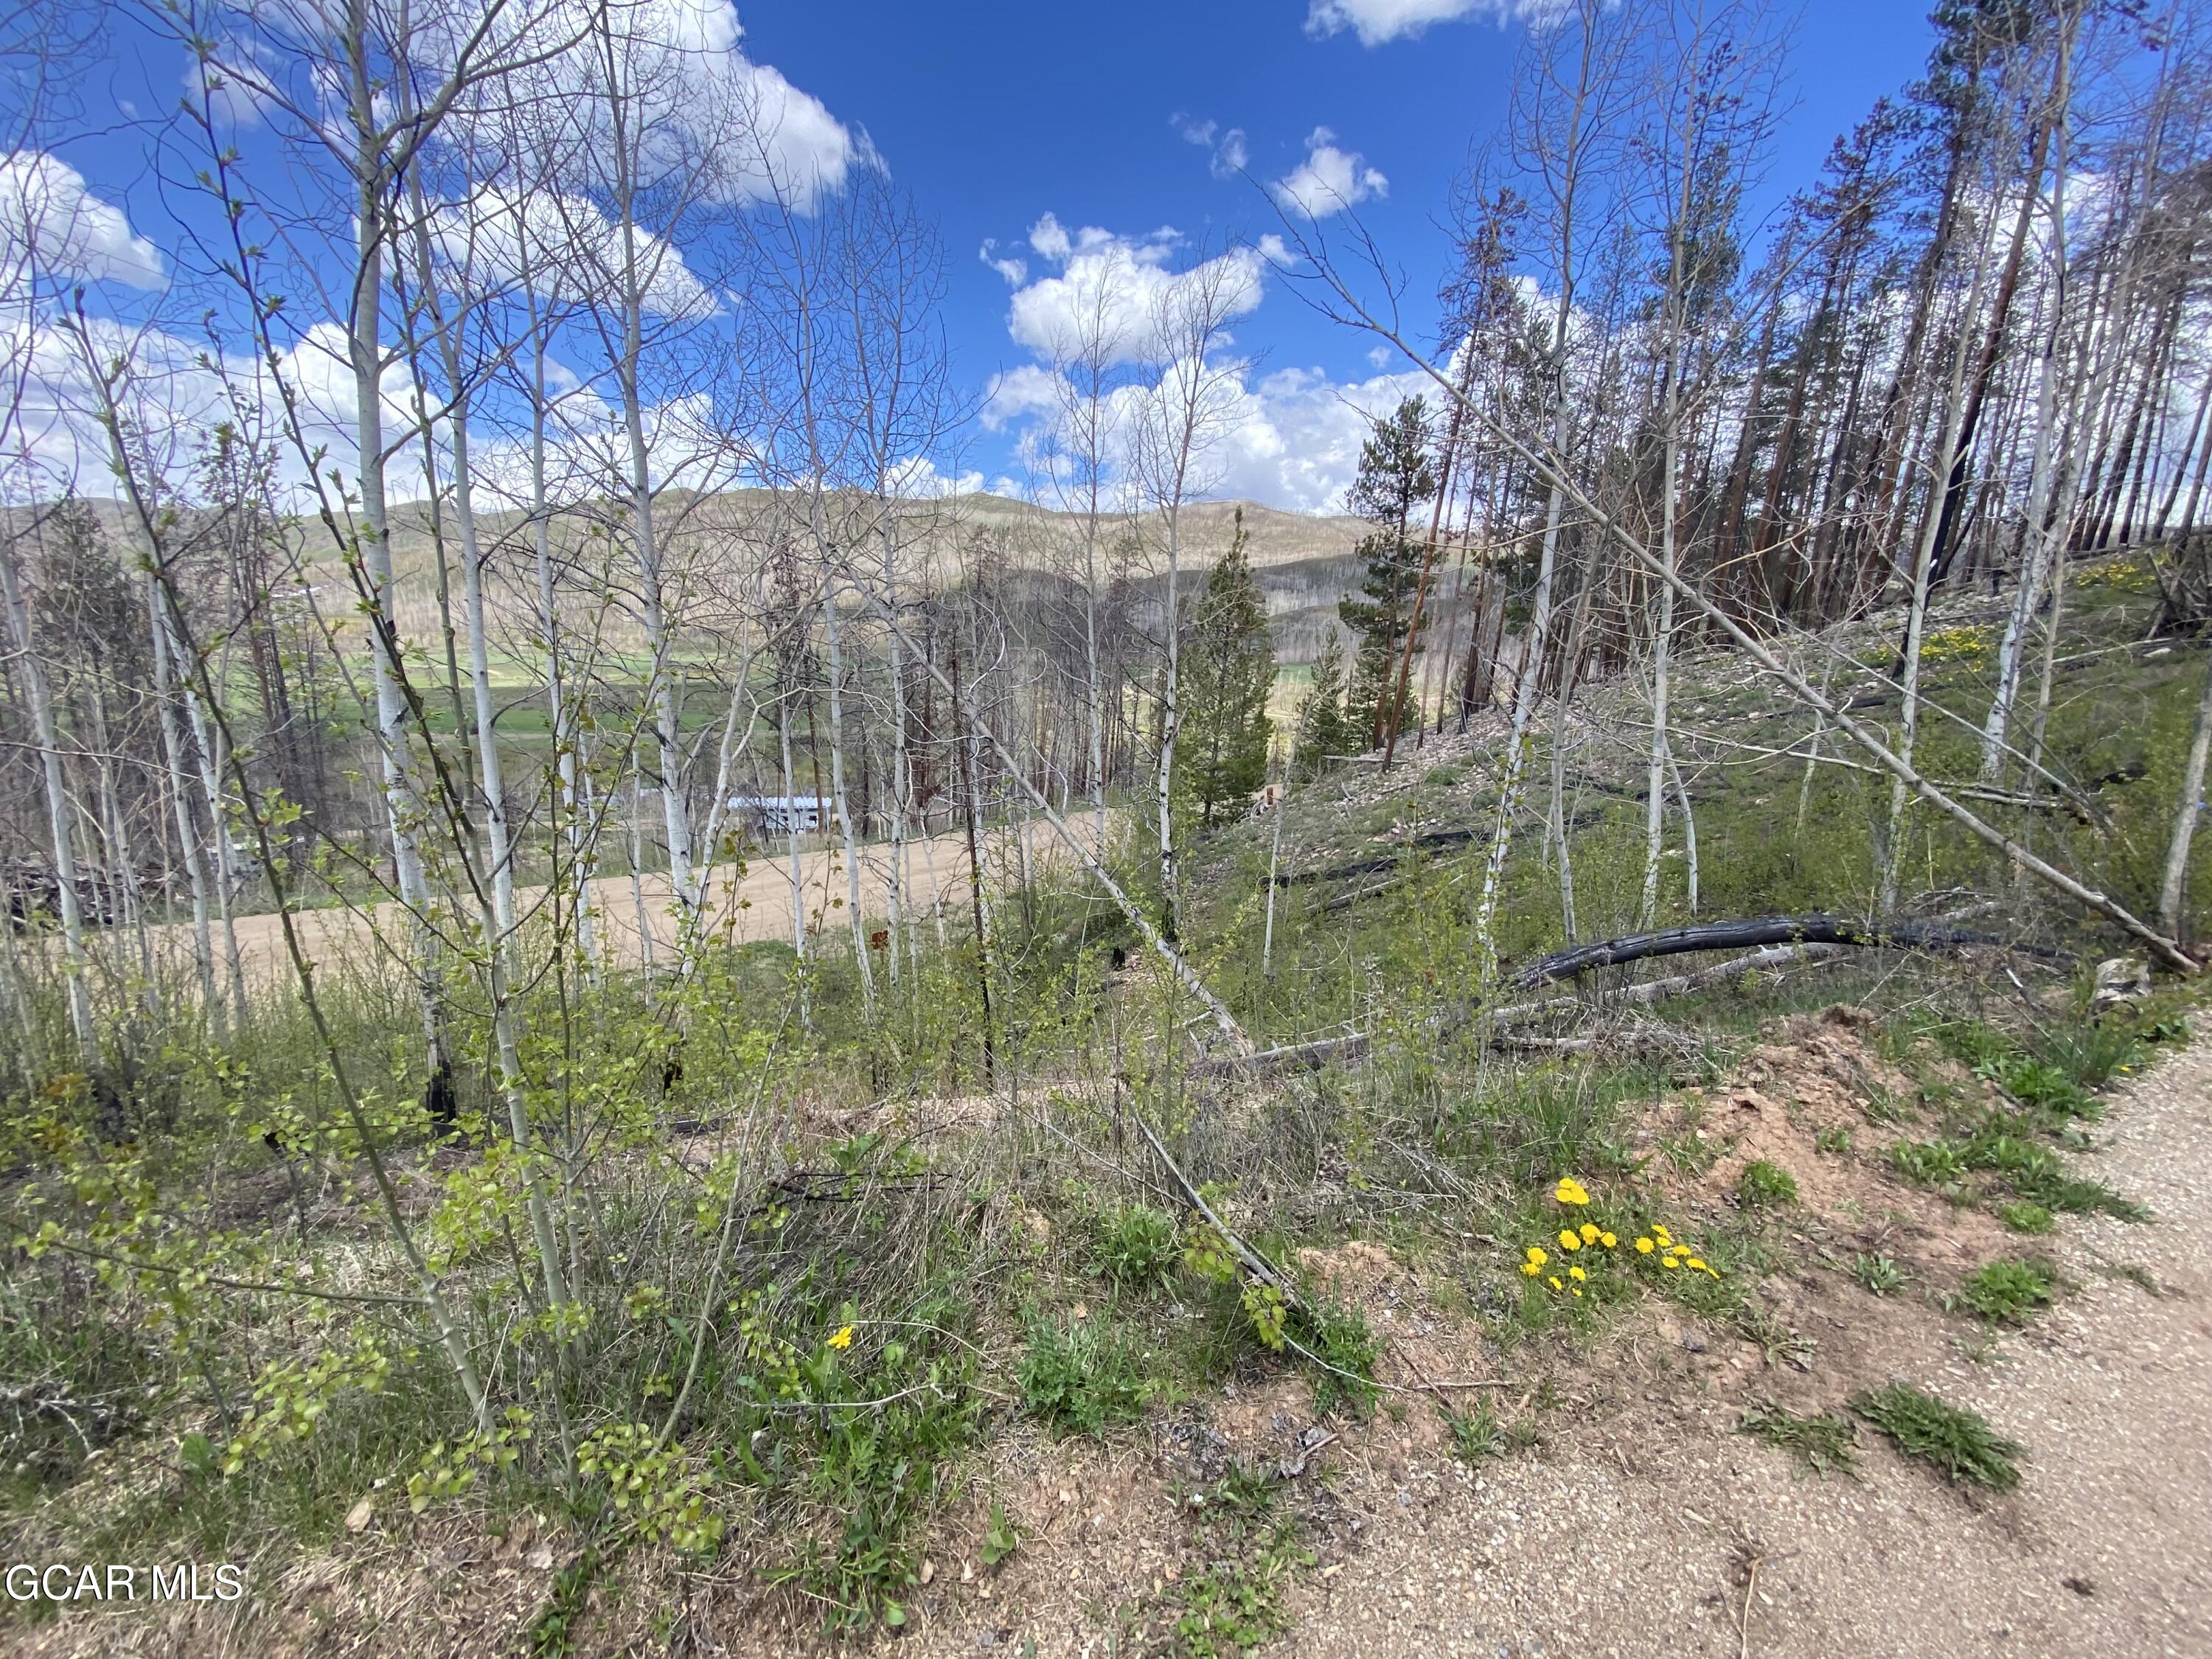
[1600,1233,1618,1249]
[1548,1276,1563,1290]
[1686,1257,1708,1272]
[1558,1230,1581,1251]
[1579,1222,1600,1244]
[1554,1177,1590,1206]
[1568,1266,1586,1282]
[827,1324,855,1351]
[1526,1246,1548,1267]
[1660,1256,1680,1270]
[1522,1262,1541,1277]
[1572,1287,1584,1297]
[1635,1237,1655,1254]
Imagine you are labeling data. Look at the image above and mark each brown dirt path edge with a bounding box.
[1279,1044,2212,1659]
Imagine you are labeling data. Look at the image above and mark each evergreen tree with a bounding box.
[1176,509,1276,825]
[1292,625,1354,781]
[1339,397,1439,747]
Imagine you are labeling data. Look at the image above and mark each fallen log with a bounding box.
[1508,914,2061,991]
[1491,942,1848,1025]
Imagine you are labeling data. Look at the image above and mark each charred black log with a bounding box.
[1507,914,2063,991]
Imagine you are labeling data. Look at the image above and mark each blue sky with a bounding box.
[40,0,1944,515]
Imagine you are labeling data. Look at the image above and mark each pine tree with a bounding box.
[1339,397,1439,746]
[1292,625,1354,781]
[1176,509,1276,826]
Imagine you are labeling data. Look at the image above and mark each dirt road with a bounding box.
[1273,1040,2212,1655]
[187,818,1080,992]
[910,1020,2212,1659]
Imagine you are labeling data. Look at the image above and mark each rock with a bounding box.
[2093,957,2151,1012]
[344,1498,375,1534]
[526,1543,554,1571]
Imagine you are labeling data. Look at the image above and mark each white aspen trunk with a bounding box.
[1261,772,1285,981]
[1642,358,1681,927]
[630,774,657,989]
[1668,748,1699,917]
[1982,32,2079,779]
[778,698,811,1028]
[1883,209,1998,912]
[345,170,444,1082]
[528,305,597,975]
[822,577,874,1011]
[144,573,218,1034]
[877,518,908,987]
[1472,357,1568,966]
[595,31,698,946]
[2160,646,2212,936]
[1157,497,1181,936]
[1548,670,1577,940]
[0,535,97,1058]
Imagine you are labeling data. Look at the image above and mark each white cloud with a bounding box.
[182,37,275,127]
[530,0,863,210]
[1192,361,1433,513]
[195,0,865,213]
[978,238,1027,287]
[431,188,712,318]
[0,153,165,291]
[1270,128,1387,220]
[883,455,983,498]
[1173,114,1248,180]
[978,209,1435,513]
[1003,214,1266,367]
[1304,0,1552,47]
[980,363,1067,432]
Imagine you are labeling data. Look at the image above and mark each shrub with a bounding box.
[1996,1200,2053,1234]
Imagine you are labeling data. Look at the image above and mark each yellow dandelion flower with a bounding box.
[1635,1237,1655,1254]
[1548,1276,1563,1290]
[828,1324,855,1350]
[1600,1232,1618,1249]
[1660,1256,1680,1270]
[1579,1222,1600,1244]
[1686,1257,1708,1272]
[1558,1230,1582,1251]
[1526,1246,1548,1267]
[1522,1262,1541,1276]
[1568,1266,1586,1281]
[1554,1177,1590,1206]
[1572,1287,1584,1297]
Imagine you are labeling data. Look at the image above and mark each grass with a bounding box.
[1443,1398,1502,1464]
[1851,1382,2024,1491]
[1737,1159,1799,1208]
[1168,1465,1313,1659]
[1018,1314,1152,1434]
[1952,1258,2056,1325]
[1996,1200,2053,1234]
[1295,1296,1382,1419]
[1739,1400,1858,1478]
[1091,1203,1180,1289]
[1848,1253,1905,1295]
